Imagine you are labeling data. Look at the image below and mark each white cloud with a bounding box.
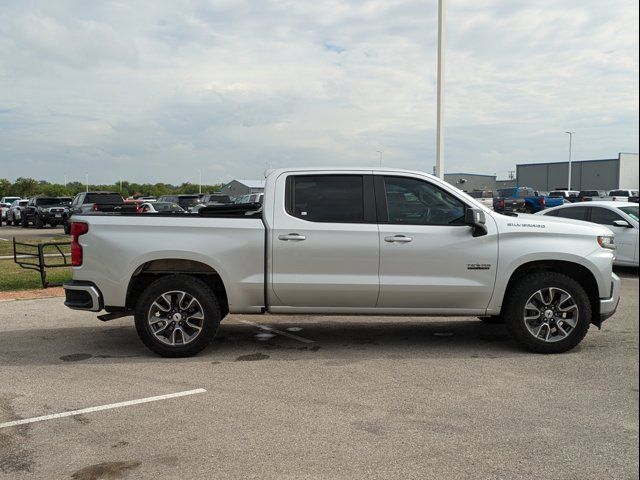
[0,0,637,184]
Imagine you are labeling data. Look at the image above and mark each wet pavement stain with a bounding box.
[71,460,141,480]
[73,414,90,425]
[60,353,93,362]
[235,353,270,362]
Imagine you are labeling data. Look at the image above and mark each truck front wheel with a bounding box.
[135,275,221,357]
[503,272,591,353]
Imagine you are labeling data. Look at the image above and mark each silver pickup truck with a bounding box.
[63,168,620,357]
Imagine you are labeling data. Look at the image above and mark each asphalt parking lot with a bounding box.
[0,270,638,479]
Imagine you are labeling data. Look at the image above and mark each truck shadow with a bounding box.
[614,266,639,278]
[0,318,571,366]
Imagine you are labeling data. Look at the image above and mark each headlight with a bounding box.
[597,235,615,249]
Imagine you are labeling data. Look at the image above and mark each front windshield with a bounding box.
[36,198,63,206]
[619,206,639,222]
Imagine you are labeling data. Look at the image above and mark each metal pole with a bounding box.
[64,175,67,188]
[435,0,446,179]
[376,150,383,167]
[565,131,574,190]
[85,174,89,193]
[198,170,202,194]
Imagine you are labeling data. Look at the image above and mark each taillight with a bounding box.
[498,200,505,208]
[538,197,545,206]
[71,222,89,267]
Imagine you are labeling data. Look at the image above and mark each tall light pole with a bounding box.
[435,0,446,179]
[565,131,574,190]
[85,174,89,193]
[376,150,384,167]
[198,170,202,195]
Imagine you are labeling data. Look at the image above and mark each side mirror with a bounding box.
[465,208,488,237]
[612,219,632,228]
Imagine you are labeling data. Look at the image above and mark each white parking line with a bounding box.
[241,320,315,344]
[0,388,207,429]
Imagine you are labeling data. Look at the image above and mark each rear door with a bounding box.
[375,174,498,310]
[270,173,380,308]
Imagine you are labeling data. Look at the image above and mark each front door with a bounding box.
[376,175,498,310]
[589,206,637,264]
[270,174,380,308]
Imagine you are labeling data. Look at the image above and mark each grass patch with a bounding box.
[0,259,71,291]
[0,236,70,257]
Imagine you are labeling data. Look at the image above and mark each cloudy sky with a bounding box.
[0,0,638,184]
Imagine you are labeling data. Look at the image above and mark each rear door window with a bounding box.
[555,206,588,221]
[286,175,366,223]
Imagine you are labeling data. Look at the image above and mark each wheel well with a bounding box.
[505,260,600,320]
[126,259,229,317]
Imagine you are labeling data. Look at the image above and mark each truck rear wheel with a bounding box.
[135,275,221,357]
[503,272,591,353]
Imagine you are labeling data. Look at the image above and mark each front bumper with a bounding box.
[599,273,620,323]
[63,281,103,312]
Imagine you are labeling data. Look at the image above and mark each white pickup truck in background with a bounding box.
[63,168,620,357]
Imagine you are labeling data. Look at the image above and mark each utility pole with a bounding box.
[85,174,89,193]
[565,131,574,190]
[198,170,202,195]
[435,0,446,179]
[64,175,67,188]
[376,150,384,167]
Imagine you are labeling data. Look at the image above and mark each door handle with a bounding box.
[384,235,413,243]
[278,233,306,241]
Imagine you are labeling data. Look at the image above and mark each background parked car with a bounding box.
[549,190,580,203]
[22,197,67,228]
[493,187,562,213]
[64,192,125,233]
[606,189,639,202]
[191,194,233,212]
[0,196,21,224]
[467,190,494,209]
[538,201,639,267]
[139,202,184,213]
[233,193,264,205]
[6,199,29,226]
[576,190,606,202]
[157,194,201,211]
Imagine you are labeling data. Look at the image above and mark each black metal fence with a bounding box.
[13,238,72,288]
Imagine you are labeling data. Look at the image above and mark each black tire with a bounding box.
[63,222,71,235]
[21,216,29,228]
[35,215,44,229]
[503,272,591,354]
[135,275,221,357]
[478,315,504,324]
